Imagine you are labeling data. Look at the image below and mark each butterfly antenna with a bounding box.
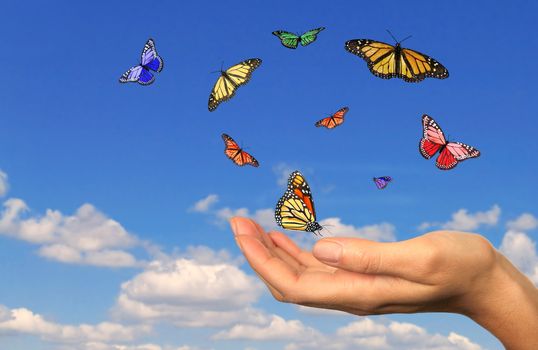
[209,61,226,74]
[400,35,413,44]
[386,29,399,43]
[320,225,333,237]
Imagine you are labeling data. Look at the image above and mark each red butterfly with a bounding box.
[221,133,259,167]
[315,107,349,129]
[419,114,480,170]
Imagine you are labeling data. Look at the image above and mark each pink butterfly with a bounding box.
[419,114,480,170]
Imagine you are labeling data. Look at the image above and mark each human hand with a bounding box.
[230,217,538,350]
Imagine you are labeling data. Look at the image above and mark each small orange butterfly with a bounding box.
[315,107,349,129]
[221,133,259,167]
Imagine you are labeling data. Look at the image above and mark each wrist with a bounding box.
[461,249,538,350]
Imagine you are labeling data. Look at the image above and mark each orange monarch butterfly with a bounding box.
[344,31,448,82]
[315,107,349,129]
[221,133,259,167]
[275,171,322,235]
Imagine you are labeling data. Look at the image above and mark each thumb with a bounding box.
[312,237,416,277]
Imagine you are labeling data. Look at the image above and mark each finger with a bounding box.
[239,233,432,310]
[235,234,299,293]
[271,245,304,274]
[312,237,431,280]
[251,269,286,301]
[230,217,276,249]
[269,231,334,269]
[251,219,277,249]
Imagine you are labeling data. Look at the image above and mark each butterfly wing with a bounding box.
[345,39,448,82]
[345,39,398,79]
[275,171,321,233]
[119,39,161,85]
[272,31,300,49]
[436,142,480,170]
[208,58,262,111]
[373,176,392,189]
[315,107,348,129]
[419,114,447,159]
[221,133,259,167]
[140,38,164,72]
[299,27,325,46]
[399,48,448,82]
[119,65,143,83]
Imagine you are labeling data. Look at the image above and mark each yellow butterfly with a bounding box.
[275,171,322,235]
[345,32,448,82]
[208,58,262,111]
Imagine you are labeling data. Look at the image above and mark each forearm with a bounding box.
[464,251,538,350]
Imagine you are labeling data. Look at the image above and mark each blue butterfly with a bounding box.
[373,176,392,190]
[119,38,164,85]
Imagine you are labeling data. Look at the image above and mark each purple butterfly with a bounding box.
[373,176,392,190]
[119,38,164,85]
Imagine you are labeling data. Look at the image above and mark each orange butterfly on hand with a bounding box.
[221,133,259,167]
[275,170,323,235]
[315,107,349,129]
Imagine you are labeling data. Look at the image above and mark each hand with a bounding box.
[230,217,538,350]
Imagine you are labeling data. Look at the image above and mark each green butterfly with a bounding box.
[272,27,325,49]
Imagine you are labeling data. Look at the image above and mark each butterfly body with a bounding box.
[315,107,349,129]
[221,133,259,167]
[373,176,392,190]
[208,58,262,111]
[119,39,164,85]
[275,171,322,234]
[419,114,480,170]
[345,38,448,82]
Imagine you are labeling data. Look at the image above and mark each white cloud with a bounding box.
[112,250,266,327]
[284,317,482,350]
[337,318,388,336]
[0,198,141,267]
[499,230,538,285]
[419,205,500,231]
[273,163,295,187]
[215,207,249,223]
[215,207,278,231]
[447,333,483,350]
[506,213,538,231]
[190,194,219,213]
[319,218,396,241]
[0,305,150,343]
[213,315,321,341]
[0,170,8,197]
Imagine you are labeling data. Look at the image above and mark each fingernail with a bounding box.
[234,236,244,252]
[313,241,343,264]
[229,218,239,236]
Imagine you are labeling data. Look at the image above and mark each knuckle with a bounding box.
[348,249,382,274]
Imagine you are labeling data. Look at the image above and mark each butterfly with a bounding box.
[420,114,480,170]
[119,38,164,85]
[315,107,349,129]
[344,32,448,82]
[373,176,392,190]
[275,171,322,235]
[221,133,259,167]
[272,27,325,49]
[208,59,262,111]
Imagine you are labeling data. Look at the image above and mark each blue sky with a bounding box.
[1,0,537,349]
